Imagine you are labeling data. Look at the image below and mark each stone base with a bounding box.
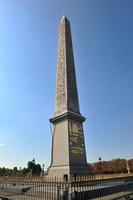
[48,164,89,178]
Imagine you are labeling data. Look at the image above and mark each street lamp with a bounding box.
[42,164,45,176]
[99,157,103,177]
[99,157,102,162]
[32,158,35,164]
[126,160,130,174]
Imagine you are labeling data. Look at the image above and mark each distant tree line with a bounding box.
[0,158,133,176]
[88,159,133,174]
[0,159,42,176]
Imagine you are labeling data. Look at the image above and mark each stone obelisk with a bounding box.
[48,16,89,177]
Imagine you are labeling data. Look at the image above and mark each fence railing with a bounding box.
[0,175,133,200]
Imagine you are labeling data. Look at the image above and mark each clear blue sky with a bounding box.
[0,0,133,169]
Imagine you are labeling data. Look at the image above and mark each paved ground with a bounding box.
[1,190,133,200]
[94,191,133,200]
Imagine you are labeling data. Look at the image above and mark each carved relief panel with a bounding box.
[69,121,86,157]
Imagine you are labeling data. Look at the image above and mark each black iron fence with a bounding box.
[0,175,133,199]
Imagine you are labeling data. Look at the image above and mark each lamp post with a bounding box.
[31,158,35,177]
[99,157,103,178]
[126,160,130,174]
[19,167,21,176]
[32,158,35,164]
[42,164,45,176]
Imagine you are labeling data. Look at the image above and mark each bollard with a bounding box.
[57,185,60,200]
[71,191,78,200]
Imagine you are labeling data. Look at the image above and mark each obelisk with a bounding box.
[48,16,89,177]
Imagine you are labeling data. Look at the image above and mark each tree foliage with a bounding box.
[89,158,133,174]
[0,159,42,176]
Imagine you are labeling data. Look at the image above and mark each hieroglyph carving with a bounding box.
[55,18,80,115]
